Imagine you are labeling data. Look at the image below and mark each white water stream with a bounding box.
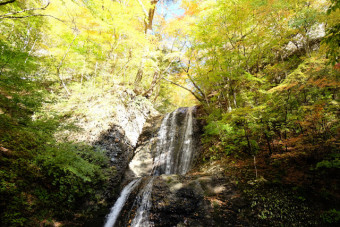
[178,106,194,174]
[130,178,155,227]
[103,179,141,227]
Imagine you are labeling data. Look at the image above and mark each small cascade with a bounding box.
[130,178,154,227]
[104,179,141,227]
[104,107,197,227]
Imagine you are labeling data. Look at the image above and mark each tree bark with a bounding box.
[136,0,159,33]
[145,2,157,33]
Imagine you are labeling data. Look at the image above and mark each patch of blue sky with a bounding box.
[157,0,185,21]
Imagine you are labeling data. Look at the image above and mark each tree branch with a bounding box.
[142,57,178,97]
[179,60,207,99]
[0,14,64,22]
[186,73,206,97]
[0,0,16,6]
[0,1,61,22]
[136,0,148,17]
[0,0,50,17]
[116,57,132,76]
[162,77,204,103]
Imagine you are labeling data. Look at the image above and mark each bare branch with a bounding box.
[0,1,60,22]
[179,59,208,101]
[142,57,178,97]
[116,57,132,76]
[1,14,64,22]
[186,73,206,97]
[136,0,148,17]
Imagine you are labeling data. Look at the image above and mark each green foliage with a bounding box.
[1,0,339,224]
[316,153,340,169]
[0,2,117,225]
[321,0,340,65]
[323,23,340,65]
[182,0,339,164]
[321,209,340,224]
[0,110,112,226]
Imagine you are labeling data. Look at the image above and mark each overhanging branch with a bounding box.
[0,0,16,6]
[162,77,205,103]
[0,1,59,21]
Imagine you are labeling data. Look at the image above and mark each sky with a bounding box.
[157,0,185,20]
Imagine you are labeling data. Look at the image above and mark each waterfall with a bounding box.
[177,106,194,174]
[104,178,141,227]
[152,112,171,176]
[153,107,195,175]
[165,109,178,174]
[104,107,196,227]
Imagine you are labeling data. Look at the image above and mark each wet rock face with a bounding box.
[151,176,205,227]
[95,125,135,192]
[123,114,164,180]
[148,175,248,227]
[93,92,158,198]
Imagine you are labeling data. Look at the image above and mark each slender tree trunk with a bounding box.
[56,33,78,96]
[226,93,232,112]
[25,38,37,64]
[233,90,237,108]
[134,68,143,86]
[284,90,291,152]
[254,155,258,179]
[264,131,272,155]
[245,125,252,154]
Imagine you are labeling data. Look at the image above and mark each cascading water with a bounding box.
[177,106,194,174]
[103,179,141,227]
[153,106,195,175]
[164,109,178,175]
[104,107,196,227]
[130,178,154,227]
